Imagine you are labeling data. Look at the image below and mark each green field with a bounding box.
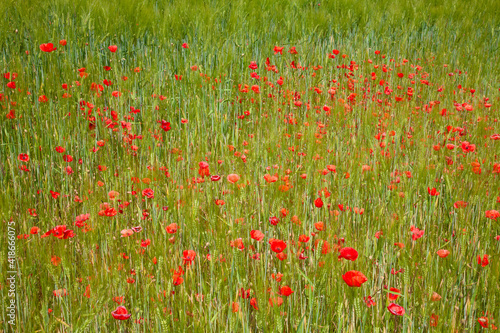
[1,0,500,331]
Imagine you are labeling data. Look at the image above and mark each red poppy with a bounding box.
[342,271,367,287]
[485,210,500,220]
[338,247,358,261]
[477,254,489,267]
[55,146,66,153]
[388,287,401,301]
[427,187,439,196]
[314,197,323,208]
[387,303,405,316]
[248,61,258,70]
[198,161,210,177]
[430,313,438,327]
[59,40,67,46]
[250,230,264,241]
[314,221,324,231]
[40,43,57,52]
[18,153,29,162]
[410,226,424,240]
[453,201,468,209]
[298,235,310,243]
[111,306,131,320]
[108,45,118,53]
[250,297,259,310]
[51,255,61,266]
[270,239,286,253]
[268,297,284,307]
[42,225,75,239]
[183,250,197,265]
[273,46,284,55]
[363,296,376,307]
[436,249,450,258]
[7,81,16,89]
[276,252,287,261]
[142,188,154,199]
[227,174,240,183]
[182,43,189,48]
[166,223,178,234]
[269,216,279,226]
[478,316,489,328]
[279,286,293,296]
[210,175,221,181]
[431,292,442,301]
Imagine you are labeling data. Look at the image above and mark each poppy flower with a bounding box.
[298,235,310,243]
[387,303,405,316]
[166,223,178,234]
[363,296,376,307]
[427,187,439,196]
[227,174,240,183]
[160,120,171,132]
[485,210,500,220]
[410,226,424,240]
[51,255,61,266]
[250,230,264,241]
[478,316,489,328]
[342,271,367,287]
[314,222,324,231]
[268,297,283,307]
[276,252,287,261]
[338,247,358,261]
[453,201,468,209]
[183,250,196,265]
[430,314,438,327]
[279,286,293,296]
[142,188,154,199]
[388,287,401,301]
[108,45,118,53]
[436,249,450,258]
[231,302,239,312]
[111,306,131,320]
[270,239,286,253]
[182,43,189,48]
[59,40,67,46]
[477,254,489,267]
[7,81,16,89]
[121,229,134,237]
[210,175,221,181]
[273,46,284,55]
[18,153,29,162]
[248,61,258,70]
[269,216,279,226]
[40,43,57,52]
[430,292,442,301]
[132,226,142,233]
[314,197,324,208]
[250,298,259,310]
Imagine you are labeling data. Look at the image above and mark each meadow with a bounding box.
[1,0,500,331]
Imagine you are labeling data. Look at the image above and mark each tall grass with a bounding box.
[1,0,500,332]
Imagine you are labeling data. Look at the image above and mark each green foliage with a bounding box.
[1,0,500,332]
